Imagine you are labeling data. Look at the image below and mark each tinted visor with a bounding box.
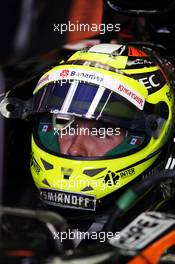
[32,81,148,133]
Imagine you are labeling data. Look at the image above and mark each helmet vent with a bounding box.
[83,168,107,176]
[61,168,73,179]
[64,175,70,180]
[81,186,94,191]
[41,158,53,170]
[42,179,51,187]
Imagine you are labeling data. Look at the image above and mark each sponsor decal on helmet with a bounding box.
[117,84,144,109]
[35,68,145,109]
[41,124,53,133]
[119,167,135,178]
[56,69,104,83]
[57,69,104,83]
[138,74,160,89]
[129,137,142,145]
[40,188,96,211]
[60,69,69,78]
[104,171,119,185]
[69,70,104,82]
[128,47,147,57]
[104,167,135,185]
[127,58,154,68]
[132,70,166,94]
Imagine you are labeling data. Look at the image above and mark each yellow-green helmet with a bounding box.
[30,44,175,213]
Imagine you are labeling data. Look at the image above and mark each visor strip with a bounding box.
[85,86,106,118]
[60,80,79,113]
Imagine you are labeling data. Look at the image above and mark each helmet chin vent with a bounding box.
[42,179,51,187]
[61,168,73,179]
[83,168,107,176]
[81,186,94,191]
[63,175,70,180]
[41,158,53,170]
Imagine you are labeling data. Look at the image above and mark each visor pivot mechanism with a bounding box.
[0,97,26,119]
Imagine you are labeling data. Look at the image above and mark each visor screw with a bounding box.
[6,103,15,112]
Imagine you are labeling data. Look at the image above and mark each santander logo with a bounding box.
[60,69,69,78]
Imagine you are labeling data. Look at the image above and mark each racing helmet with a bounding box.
[105,0,175,16]
[29,44,175,213]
